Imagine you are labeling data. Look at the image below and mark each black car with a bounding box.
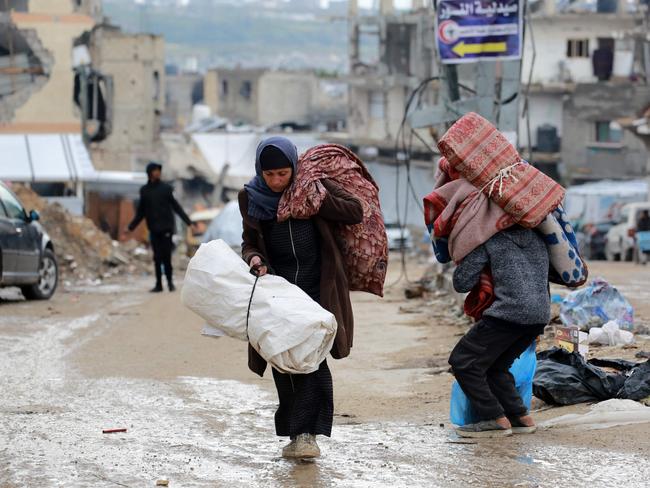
[0,182,58,299]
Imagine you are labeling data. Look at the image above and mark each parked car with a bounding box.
[605,202,650,261]
[0,182,58,299]
[385,223,413,251]
[579,221,615,260]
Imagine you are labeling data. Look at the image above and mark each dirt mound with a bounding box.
[11,185,150,282]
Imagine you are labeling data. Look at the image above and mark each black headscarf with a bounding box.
[244,136,298,220]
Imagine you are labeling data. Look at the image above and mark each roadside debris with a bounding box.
[11,185,149,282]
[560,278,634,331]
[534,348,650,405]
[588,321,635,346]
[102,428,128,434]
[540,399,650,430]
[156,480,170,487]
[555,326,589,357]
[404,283,425,299]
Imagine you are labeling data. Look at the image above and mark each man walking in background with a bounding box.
[128,162,194,292]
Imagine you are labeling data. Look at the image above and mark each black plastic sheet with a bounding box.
[533,348,650,405]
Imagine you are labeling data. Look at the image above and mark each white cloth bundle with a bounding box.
[181,239,337,374]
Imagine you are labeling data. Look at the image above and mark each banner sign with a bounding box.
[435,0,523,64]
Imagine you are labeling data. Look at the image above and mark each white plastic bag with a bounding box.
[588,320,635,346]
[181,239,337,374]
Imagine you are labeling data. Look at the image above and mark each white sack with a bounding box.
[588,320,635,346]
[181,239,337,374]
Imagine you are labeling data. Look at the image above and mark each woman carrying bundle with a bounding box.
[238,136,363,459]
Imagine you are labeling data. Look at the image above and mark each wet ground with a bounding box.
[1,260,649,487]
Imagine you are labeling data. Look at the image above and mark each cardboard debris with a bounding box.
[555,326,589,358]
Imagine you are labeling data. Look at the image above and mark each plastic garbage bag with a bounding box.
[560,278,634,331]
[533,348,650,405]
[540,399,650,430]
[450,342,537,426]
[181,239,337,374]
[617,361,650,401]
[588,320,635,346]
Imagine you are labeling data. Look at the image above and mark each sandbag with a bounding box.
[450,342,537,426]
[181,239,337,374]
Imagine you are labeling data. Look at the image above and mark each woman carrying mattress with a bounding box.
[238,136,363,459]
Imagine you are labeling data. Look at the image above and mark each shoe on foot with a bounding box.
[284,434,320,459]
[168,282,176,292]
[456,419,513,438]
[282,438,297,458]
[150,284,163,293]
[507,415,537,434]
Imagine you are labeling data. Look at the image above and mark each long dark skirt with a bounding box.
[271,359,334,438]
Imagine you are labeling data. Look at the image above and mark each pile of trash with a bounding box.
[11,185,150,282]
[560,278,634,332]
[534,347,650,406]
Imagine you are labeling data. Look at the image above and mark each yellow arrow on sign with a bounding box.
[452,41,508,57]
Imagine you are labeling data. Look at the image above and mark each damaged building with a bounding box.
[0,0,100,132]
[345,0,435,159]
[74,24,165,172]
[163,66,203,131]
[345,0,650,182]
[521,0,650,183]
[203,67,346,131]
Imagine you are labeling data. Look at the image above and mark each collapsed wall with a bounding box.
[0,13,53,122]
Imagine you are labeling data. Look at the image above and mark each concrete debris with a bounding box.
[404,283,425,299]
[11,185,150,282]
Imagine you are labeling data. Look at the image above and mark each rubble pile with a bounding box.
[12,185,150,282]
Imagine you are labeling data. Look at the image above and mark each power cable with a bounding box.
[387,76,440,287]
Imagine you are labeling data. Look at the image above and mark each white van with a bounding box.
[605,202,650,261]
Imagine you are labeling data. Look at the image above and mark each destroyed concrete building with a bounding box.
[344,0,650,183]
[75,24,166,172]
[163,67,203,131]
[345,0,435,159]
[521,0,650,183]
[203,67,346,131]
[0,0,100,132]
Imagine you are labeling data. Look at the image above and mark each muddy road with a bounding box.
[1,260,649,487]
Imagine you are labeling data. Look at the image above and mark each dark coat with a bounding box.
[128,181,192,234]
[239,179,363,377]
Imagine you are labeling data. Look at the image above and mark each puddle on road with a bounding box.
[1,311,649,487]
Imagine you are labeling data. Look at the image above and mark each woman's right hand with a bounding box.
[249,256,268,277]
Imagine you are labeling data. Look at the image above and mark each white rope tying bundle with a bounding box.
[480,161,523,198]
